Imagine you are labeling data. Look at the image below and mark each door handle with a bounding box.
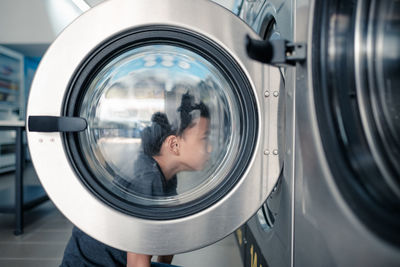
[28,116,87,132]
[245,35,306,66]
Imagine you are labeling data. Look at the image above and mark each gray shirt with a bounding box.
[61,152,178,266]
[115,151,177,197]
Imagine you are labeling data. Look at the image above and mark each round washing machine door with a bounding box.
[26,0,283,255]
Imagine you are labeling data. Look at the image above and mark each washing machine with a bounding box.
[26,0,285,255]
[241,0,400,266]
[25,0,400,263]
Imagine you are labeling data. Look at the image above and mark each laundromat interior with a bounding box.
[0,0,399,266]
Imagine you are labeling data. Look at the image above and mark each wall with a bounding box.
[0,0,83,57]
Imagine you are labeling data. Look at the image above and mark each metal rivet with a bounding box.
[264,149,270,155]
[50,138,55,142]
[273,149,278,155]
[264,91,270,97]
[273,91,279,97]
[39,139,43,143]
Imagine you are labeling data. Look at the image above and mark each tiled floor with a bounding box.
[0,164,243,267]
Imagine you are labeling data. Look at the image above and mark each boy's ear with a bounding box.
[165,135,180,155]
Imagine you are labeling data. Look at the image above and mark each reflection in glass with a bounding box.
[114,92,211,197]
[79,45,240,206]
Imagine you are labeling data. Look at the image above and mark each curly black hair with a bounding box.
[177,92,210,135]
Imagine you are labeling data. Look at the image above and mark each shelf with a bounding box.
[0,46,24,118]
[0,102,19,110]
[0,165,15,173]
[0,87,18,94]
[0,120,25,127]
[0,140,16,145]
[0,73,19,83]
[0,154,15,168]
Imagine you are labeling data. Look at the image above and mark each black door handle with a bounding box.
[28,116,87,132]
[245,35,306,66]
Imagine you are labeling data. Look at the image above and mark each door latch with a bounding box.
[246,35,306,66]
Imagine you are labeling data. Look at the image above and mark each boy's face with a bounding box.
[178,117,211,171]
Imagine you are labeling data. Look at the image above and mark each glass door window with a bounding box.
[78,44,240,207]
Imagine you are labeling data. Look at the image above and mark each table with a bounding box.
[0,120,49,235]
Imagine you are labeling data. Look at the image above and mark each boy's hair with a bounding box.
[141,92,210,156]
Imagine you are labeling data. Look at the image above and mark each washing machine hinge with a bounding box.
[245,35,306,66]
